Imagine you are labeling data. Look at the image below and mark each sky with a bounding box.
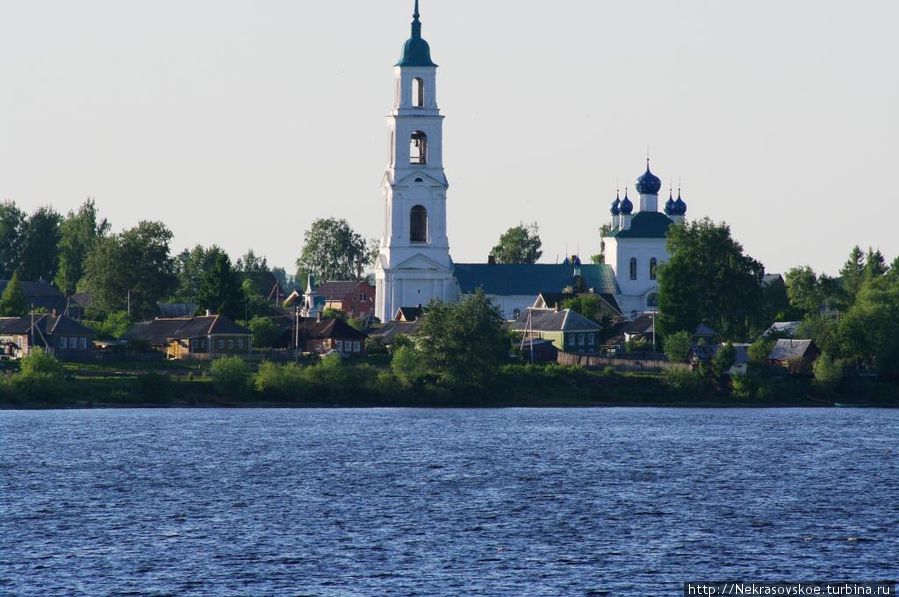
[1,0,898,276]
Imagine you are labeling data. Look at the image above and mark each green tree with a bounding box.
[55,198,110,295]
[0,272,27,316]
[747,337,775,365]
[490,222,543,264]
[236,249,268,273]
[813,352,849,388]
[864,247,887,280]
[402,290,508,387]
[833,276,899,379]
[890,256,899,277]
[560,294,607,324]
[592,224,612,264]
[210,356,252,398]
[81,221,177,320]
[657,218,765,341]
[297,218,373,282]
[840,245,866,306]
[785,266,821,317]
[248,316,280,348]
[663,330,692,363]
[712,341,737,377]
[174,245,226,303]
[0,201,27,278]
[12,348,65,399]
[196,252,243,319]
[20,206,62,282]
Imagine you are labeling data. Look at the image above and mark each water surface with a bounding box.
[1,408,896,595]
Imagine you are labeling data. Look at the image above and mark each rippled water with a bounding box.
[1,408,897,596]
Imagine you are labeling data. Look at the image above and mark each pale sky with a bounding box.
[1,1,897,276]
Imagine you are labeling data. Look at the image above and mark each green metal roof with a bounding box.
[454,263,620,296]
[607,211,674,239]
[397,0,437,67]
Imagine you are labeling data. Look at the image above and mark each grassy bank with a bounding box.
[2,358,897,409]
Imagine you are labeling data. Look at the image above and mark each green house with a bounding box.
[511,308,603,353]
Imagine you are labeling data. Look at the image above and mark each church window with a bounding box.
[410,205,428,242]
[629,258,637,280]
[410,131,428,164]
[650,258,658,280]
[412,77,424,107]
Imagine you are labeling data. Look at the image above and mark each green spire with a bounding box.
[397,0,437,67]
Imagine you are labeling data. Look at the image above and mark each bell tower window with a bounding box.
[412,78,424,107]
[629,257,638,281]
[410,131,428,164]
[410,205,428,243]
[650,258,658,280]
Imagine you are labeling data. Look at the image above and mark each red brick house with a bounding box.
[316,281,376,320]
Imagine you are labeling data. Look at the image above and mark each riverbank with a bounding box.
[2,359,897,409]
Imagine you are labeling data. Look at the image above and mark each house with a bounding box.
[123,314,252,360]
[510,308,602,353]
[0,314,95,360]
[0,279,68,314]
[394,306,424,322]
[533,291,622,321]
[300,318,367,356]
[315,281,376,320]
[692,342,751,375]
[366,320,421,347]
[768,339,819,375]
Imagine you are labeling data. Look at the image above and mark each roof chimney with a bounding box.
[488,255,496,265]
[205,309,211,317]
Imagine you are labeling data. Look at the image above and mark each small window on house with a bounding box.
[412,77,424,107]
[336,340,343,352]
[588,334,595,346]
[228,339,234,350]
[579,334,585,346]
[410,131,427,164]
[80,337,88,350]
[70,337,77,350]
[650,258,658,280]
[568,335,576,347]
[354,341,361,353]
[513,308,521,320]
[218,339,225,350]
[237,339,244,349]
[630,257,638,281]
[410,205,428,243]
[59,337,67,350]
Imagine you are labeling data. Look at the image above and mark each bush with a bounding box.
[664,331,692,363]
[747,337,775,365]
[11,349,65,400]
[248,317,280,348]
[712,342,737,377]
[131,371,173,403]
[663,367,703,393]
[390,344,429,385]
[731,370,769,400]
[814,352,850,388]
[254,361,307,401]
[210,356,252,398]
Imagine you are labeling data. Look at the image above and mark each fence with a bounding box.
[557,351,689,373]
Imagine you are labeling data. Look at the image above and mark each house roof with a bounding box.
[0,314,94,337]
[368,320,421,343]
[302,318,367,340]
[0,279,67,312]
[123,315,250,344]
[765,321,801,338]
[606,211,674,239]
[395,306,423,322]
[510,308,602,333]
[768,339,816,361]
[316,280,373,301]
[454,263,619,296]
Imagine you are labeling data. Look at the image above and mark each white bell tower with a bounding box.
[375,1,455,322]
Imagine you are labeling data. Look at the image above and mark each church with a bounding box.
[374,3,688,322]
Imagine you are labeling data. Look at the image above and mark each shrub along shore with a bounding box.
[2,351,898,410]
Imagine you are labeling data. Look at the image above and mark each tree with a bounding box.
[840,245,866,306]
[864,247,888,280]
[712,341,737,378]
[196,252,243,320]
[55,198,110,295]
[490,222,543,264]
[762,274,792,323]
[399,289,508,387]
[592,224,612,264]
[0,201,27,278]
[890,256,899,277]
[561,294,607,324]
[785,266,821,317]
[0,272,27,316]
[657,218,765,341]
[663,330,692,363]
[81,221,177,319]
[210,356,252,397]
[20,206,62,282]
[236,249,268,273]
[248,317,280,348]
[297,218,373,282]
[174,245,227,303]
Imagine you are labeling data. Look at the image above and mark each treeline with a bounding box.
[656,217,899,383]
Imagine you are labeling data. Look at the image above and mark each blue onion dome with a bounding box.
[610,191,621,215]
[620,189,634,215]
[673,189,687,215]
[635,159,662,195]
[397,1,438,67]
[664,190,676,215]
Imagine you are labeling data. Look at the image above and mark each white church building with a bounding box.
[375,3,688,322]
